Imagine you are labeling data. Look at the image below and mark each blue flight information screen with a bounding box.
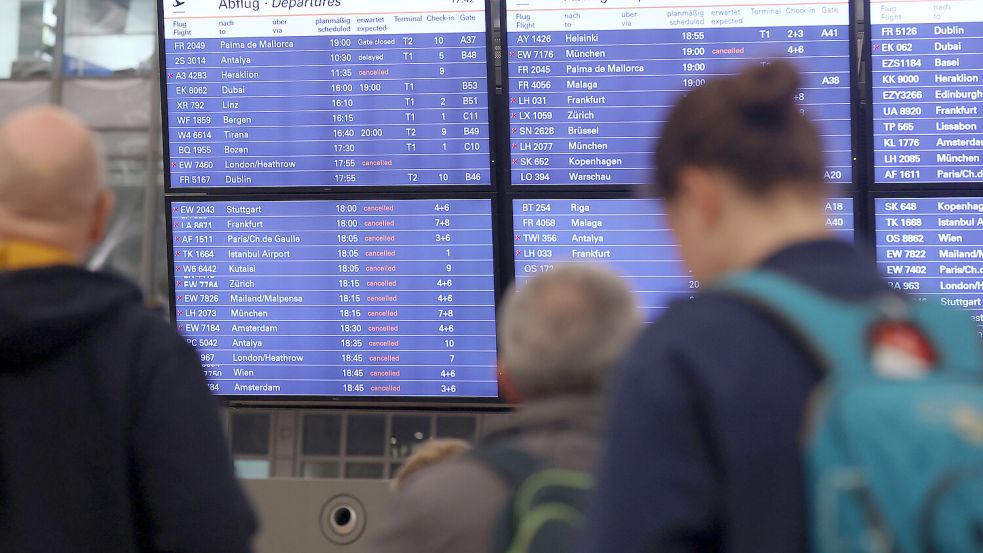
[874,197,983,332]
[514,197,853,318]
[170,198,498,398]
[505,0,853,187]
[161,0,492,189]
[871,0,983,184]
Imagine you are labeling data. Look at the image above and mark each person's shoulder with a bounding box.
[380,455,509,553]
[109,302,189,354]
[399,454,510,509]
[86,289,197,378]
[59,269,181,351]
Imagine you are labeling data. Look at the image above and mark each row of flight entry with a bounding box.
[170,33,482,53]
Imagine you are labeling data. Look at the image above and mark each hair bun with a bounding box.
[733,60,801,128]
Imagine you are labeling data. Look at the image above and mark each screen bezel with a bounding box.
[156,0,500,195]
[498,0,862,195]
[165,193,508,408]
[864,4,983,190]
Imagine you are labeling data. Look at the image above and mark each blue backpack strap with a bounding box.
[716,270,982,378]
[716,270,885,377]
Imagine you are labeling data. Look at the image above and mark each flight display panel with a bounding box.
[504,0,853,187]
[160,0,492,189]
[871,0,983,185]
[170,198,498,399]
[874,197,983,331]
[513,197,853,318]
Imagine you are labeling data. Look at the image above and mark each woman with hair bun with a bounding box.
[582,61,889,553]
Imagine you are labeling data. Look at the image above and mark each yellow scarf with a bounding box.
[0,240,76,271]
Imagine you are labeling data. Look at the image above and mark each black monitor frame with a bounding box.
[165,193,508,408]
[869,189,983,204]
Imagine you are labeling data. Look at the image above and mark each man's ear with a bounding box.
[89,188,115,244]
[498,363,524,404]
[675,166,724,231]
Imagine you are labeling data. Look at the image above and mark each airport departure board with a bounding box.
[160,0,492,189]
[513,197,854,317]
[158,0,877,403]
[874,197,983,331]
[170,199,498,398]
[504,0,854,187]
[871,0,983,185]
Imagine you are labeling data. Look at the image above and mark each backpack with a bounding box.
[719,270,983,553]
[469,445,593,553]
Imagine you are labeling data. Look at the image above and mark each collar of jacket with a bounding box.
[484,392,607,443]
[0,240,77,271]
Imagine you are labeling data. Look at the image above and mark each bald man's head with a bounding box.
[0,106,113,260]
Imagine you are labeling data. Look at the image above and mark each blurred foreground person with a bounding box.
[584,60,983,553]
[0,107,256,553]
[375,263,641,553]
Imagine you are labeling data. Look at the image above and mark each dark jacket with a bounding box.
[582,240,890,553]
[374,393,605,553]
[0,266,256,553]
